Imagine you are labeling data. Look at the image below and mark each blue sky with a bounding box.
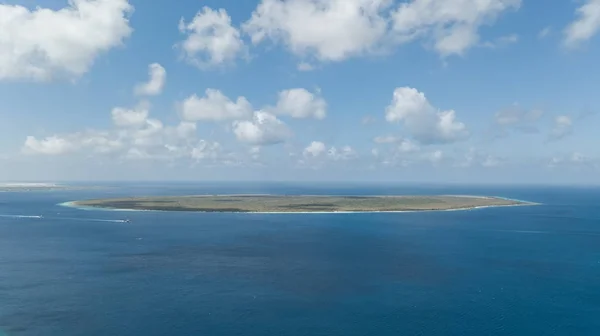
[1,0,600,183]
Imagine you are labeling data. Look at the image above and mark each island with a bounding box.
[69,195,535,213]
[0,183,103,192]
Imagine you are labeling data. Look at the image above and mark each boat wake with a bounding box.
[57,217,129,223]
[0,214,43,219]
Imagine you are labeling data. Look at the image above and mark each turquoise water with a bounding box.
[1,183,599,335]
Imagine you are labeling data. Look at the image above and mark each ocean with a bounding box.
[0,183,599,335]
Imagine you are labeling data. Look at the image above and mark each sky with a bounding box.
[1,0,600,184]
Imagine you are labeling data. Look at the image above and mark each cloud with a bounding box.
[549,115,573,141]
[274,88,327,119]
[248,146,261,161]
[482,156,502,167]
[122,134,227,163]
[374,135,399,144]
[327,146,358,161]
[20,100,240,165]
[385,87,468,144]
[376,147,495,168]
[396,138,420,153]
[547,152,596,169]
[232,111,291,145]
[242,0,391,61]
[178,7,246,68]
[372,148,417,168]
[242,0,519,62]
[391,0,521,56]
[490,104,543,138]
[371,138,429,167]
[297,62,315,71]
[362,115,377,125]
[23,136,78,155]
[456,148,504,168]
[300,141,358,168]
[23,129,124,156]
[181,87,326,122]
[498,34,520,44]
[482,34,519,48]
[134,63,166,96]
[373,136,420,153]
[539,26,552,39]
[111,103,150,128]
[564,0,600,47]
[173,121,197,139]
[190,140,222,161]
[22,119,227,163]
[181,89,252,121]
[426,150,444,165]
[0,0,133,81]
[303,141,327,158]
[129,118,165,147]
[495,105,543,126]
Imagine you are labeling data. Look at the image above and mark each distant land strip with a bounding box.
[68,195,538,213]
[0,183,104,192]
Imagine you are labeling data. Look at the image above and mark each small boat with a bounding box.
[124,219,131,223]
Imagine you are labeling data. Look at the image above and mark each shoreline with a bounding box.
[60,195,540,214]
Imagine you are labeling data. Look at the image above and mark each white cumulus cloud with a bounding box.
[0,0,133,81]
[242,0,391,62]
[564,0,600,47]
[300,141,358,167]
[181,89,252,122]
[134,63,166,96]
[327,146,358,161]
[23,130,124,156]
[22,102,212,163]
[111,104,150,128]
[275,88,327,119]
[397,138,420,153]
[385,87,468,144]
[549,115,573,141]
[178,7,246,68]
[191,140,222,161]
[239,0,521,63]
[373,136,419,152]
[391,0,521,56]
[303,141,327,158]
[232,111,291,145]
[23,136,77,155]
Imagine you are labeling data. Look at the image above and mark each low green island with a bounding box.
[71,195,535,213]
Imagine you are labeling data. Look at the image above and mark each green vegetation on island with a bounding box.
[71,195,534,213]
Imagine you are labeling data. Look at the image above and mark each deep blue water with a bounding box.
[1,183,599,335]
